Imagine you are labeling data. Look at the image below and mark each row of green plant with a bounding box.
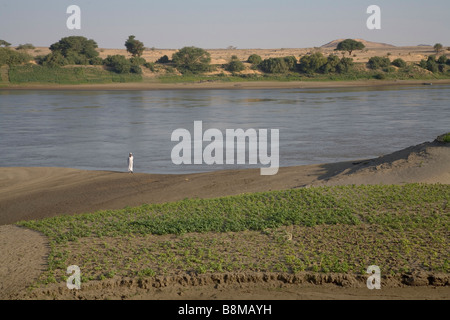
[17,183,450,287]
[1,36,450,83]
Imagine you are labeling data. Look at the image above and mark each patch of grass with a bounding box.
[440,133,450,143]
[9,65,142,84]
[17,184,450,288]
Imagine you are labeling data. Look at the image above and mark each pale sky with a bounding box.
[0,0,449,49]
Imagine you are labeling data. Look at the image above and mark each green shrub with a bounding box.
[298,52,327,74]
[0,47,32,66]
[130,56,146,66]
[283,56,298,71]
[49,36,99,65]
[392,58,407,68]
[89,57,104,66]
[156,55,170,64]
[373,72,386,80]
[336,57,354,74]
[104,55,131,73]
[225,59,245,72]
[258,57,289,73]
[39,52,69,67]
[419,59,427,69]
[130,64,143,74]
[320,55,340,74]
[383,66,396,73]
[247,54,262,65]
[426,56,438,73]
[437,55,447,64]
[368,56,391,69]
[66,52,90,65]
[442,133,450,143]
[172,46,211,74]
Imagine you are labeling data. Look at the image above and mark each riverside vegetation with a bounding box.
[17,183,450,288]
[1,37,450,85]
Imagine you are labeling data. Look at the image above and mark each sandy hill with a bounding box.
[321,39,396,49]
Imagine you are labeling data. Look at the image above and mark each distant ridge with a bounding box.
[321,39,396,49]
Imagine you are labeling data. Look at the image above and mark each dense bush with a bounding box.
[392,58,407,68]
[66,52,90,65]
[316,55,354,74]
[320,55,340,74]
[39,52,69,67]
[367,56,391,69]
[419,59,427,69]
[0,47,32,66]
[104,55,131,73]
[89,57,104,66]
[298,53,327,74]
[50,36,99,60]
[258,57,290,73]
[418,55,447,73]
[172,46,211,74]
[437,55,447,64]
[156,55,170,64]
[335,57,354,74]
[247,54,262,65]
[373,72,386,80]
[104,55,142,74]
[283,56,298,71]
[129,56,146,66]
[130,64,143,74]
[225,58,245,72]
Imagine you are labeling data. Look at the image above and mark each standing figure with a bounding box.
[128,153,134,173]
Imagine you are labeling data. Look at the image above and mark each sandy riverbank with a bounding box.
[0,138,449,299]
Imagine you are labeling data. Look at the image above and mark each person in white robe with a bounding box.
[128,153,134,173]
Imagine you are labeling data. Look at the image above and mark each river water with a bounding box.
[0,85,449,174]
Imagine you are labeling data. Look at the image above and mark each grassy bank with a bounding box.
[4,62,450,87]
[159,65,450,84]
[17,183,450,287]
[9,65,142,85]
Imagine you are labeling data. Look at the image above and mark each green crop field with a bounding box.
[17,183,450,288]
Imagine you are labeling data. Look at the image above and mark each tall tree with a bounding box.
[0,40,11,47]
[125,35,145,57]
[172,46,211,74]
[335,39,365,56]
[433,43,443,55]
[49,36,99,59]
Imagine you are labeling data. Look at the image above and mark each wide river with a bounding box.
[0,85,449,174]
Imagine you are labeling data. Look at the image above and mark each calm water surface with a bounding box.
[0,85,449,174]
